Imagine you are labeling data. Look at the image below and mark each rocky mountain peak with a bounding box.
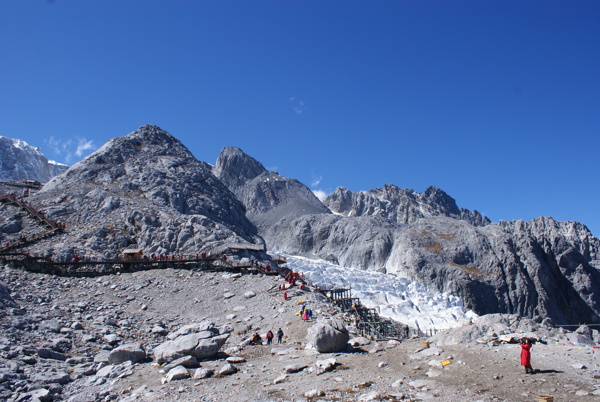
[0,136,68,182]
[213,147,330,229]
[27,126,263,260]
[213,146,268,191]
[323,184,490,226]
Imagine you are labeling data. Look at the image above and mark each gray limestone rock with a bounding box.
[307,319,350,353]
[193,367,213,379]
[108,343,146,365]
[218,363,237,376]
[96,361,134,379]
[164,365,190,382]
[324,184,490,227]
[0,282,17,311]
[162,355,199,371]
[37,348,67,361]
[153,332,229,364]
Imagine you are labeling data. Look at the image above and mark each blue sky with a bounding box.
[1,1,599,235]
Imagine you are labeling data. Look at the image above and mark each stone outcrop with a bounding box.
[306,319,350,353]
[153,322,230,364]
[108,343,146,365]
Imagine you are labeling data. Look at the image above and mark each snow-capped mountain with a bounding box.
[0,136,68,182]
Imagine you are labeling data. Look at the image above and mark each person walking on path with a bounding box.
[520,339,534,374]
[276,328,284,344]
[266,330,274,345]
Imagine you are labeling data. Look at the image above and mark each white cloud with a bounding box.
[312,189,328,201]
[75,138,95,156]
[311,175,322,187]
[289,96,308,115]
[44,136,97,164]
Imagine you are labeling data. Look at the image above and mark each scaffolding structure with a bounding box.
[314,285,404,341]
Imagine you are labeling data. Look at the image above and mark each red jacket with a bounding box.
[520,343,531,366]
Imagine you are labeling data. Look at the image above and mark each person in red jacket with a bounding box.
[266,330,274,345]
[520,338,535,374]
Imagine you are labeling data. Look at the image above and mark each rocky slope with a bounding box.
[216,148,600,326]
[1,264,598,402]
[16,125,265,261]
[0,136,68,182]
[324,184,490,226]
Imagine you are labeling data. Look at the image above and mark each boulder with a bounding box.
[164,366,190,383]
[108,343,146,365]
[315,358,337,372]
[304,389,325,398]
[218,363,237,376]
[193,367,213,379]
[96,361,134,379]
[93,350,110,363]
[306,319,349,353]
[163,355,200,372]
[154,333,229,364]
[284,364,307,374]
[37,348,67,361]
[166,321,216,340]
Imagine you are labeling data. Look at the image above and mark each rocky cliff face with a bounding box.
[23,126,264,260]
[262,210,600,326]
[215,148,600,326]
[324,184,490,226]
[0,136,68,182]
[213,146,330,229]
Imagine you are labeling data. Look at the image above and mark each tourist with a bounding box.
[266,330,274,345]
[277,328,284,344]
[520,338,534,374]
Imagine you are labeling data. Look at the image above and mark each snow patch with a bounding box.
[276,253,477,331]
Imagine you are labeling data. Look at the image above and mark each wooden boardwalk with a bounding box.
[313,285,407,341]
[0,194,65,253]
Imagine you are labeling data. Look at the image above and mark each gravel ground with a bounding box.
[0,265,599,401]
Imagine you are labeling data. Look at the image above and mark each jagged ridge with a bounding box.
[0,136,68,182]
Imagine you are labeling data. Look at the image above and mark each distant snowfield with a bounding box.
[276,253,477,331]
